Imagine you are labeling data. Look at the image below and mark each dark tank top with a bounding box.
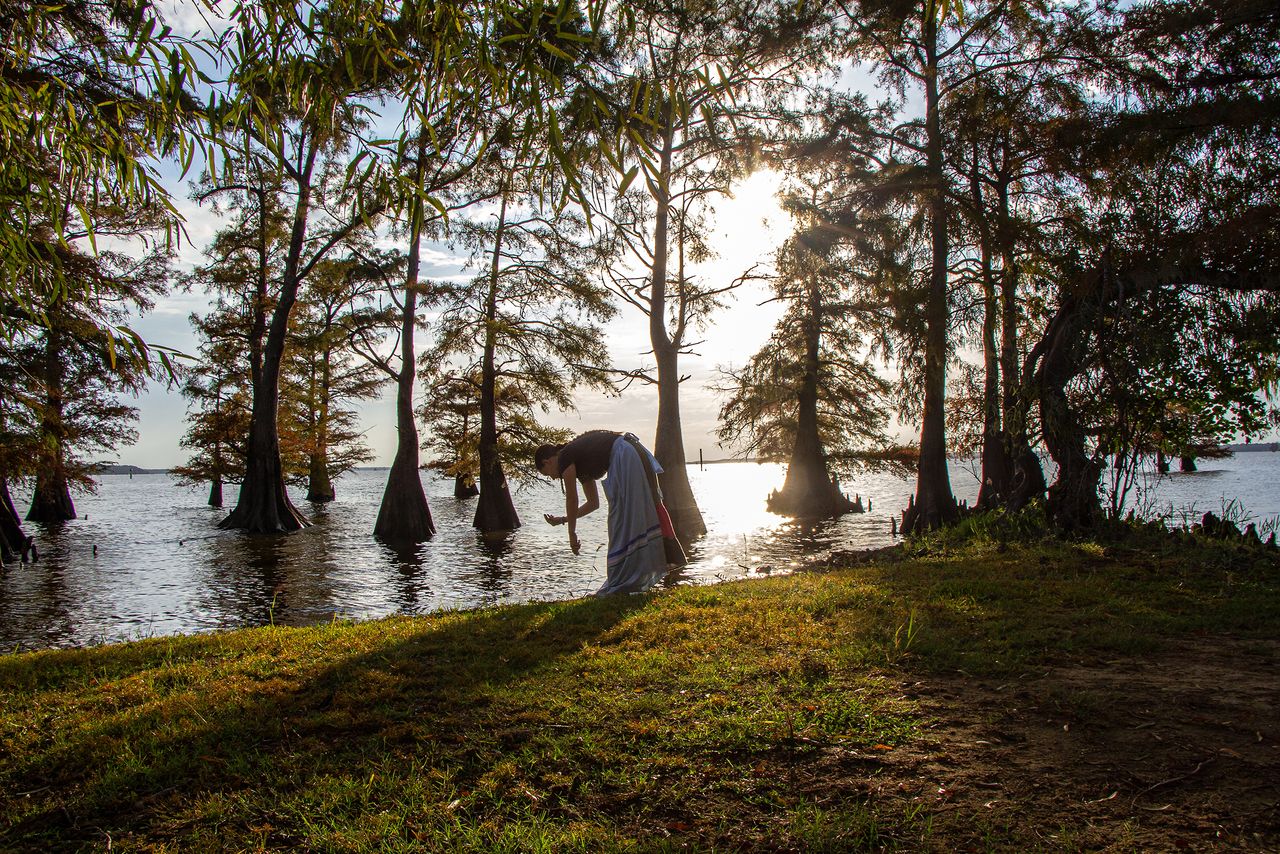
[557,430,621,482]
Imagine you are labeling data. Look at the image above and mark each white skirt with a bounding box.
[598,436,667,595]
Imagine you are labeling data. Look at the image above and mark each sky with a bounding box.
[121,169,795,468]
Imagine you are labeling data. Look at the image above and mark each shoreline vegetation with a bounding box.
[2,525,1277,851]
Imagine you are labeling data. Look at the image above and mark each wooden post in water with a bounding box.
[699,449,704,471]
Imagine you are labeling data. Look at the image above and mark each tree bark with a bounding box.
[220,372,308,531]
[27,325,76,525]
[306,452,335,502]
[649,129,706,540]
[1035,296,1103,531]
[972,151,1008,509]
[374,194,434,543]
[306,347,336,502]
[995,175,1045,509]
[1179,455,1197,472]
[208,476,224,508]
[903,17,959,534]
[474,187,519,533]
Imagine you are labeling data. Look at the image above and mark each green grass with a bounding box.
[1,533,1277,852]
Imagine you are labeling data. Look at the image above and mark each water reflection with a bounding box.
[3,453,1278,650]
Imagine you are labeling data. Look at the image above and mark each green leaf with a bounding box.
[76,204,98,255]
[540,39,574,62]
[617,165,639,195]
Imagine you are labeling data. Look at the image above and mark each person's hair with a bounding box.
[534,443,565,471]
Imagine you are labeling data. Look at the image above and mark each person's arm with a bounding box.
[544,465,601,554]
[564,473,581,554]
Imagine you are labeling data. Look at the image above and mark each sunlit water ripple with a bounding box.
[2,453,1277,650]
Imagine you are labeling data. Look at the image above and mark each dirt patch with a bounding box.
[810,638,1280,851]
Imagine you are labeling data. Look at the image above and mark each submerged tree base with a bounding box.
[25,477,76,527]
[218,502,310,534]
[767,483,864,518]
[374,458,435,543]
[453,476,479,499]
[899,492,961,536]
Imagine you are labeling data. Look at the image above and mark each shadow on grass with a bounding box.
[1,593,649,849]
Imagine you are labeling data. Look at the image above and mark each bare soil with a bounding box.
[808,638,1280,851]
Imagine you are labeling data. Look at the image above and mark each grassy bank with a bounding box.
[2,532,1278,852]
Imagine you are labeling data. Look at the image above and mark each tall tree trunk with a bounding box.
[772,273,854,517]
[220,150,318,533]
[221,336,308,531]
[27,325,76,525]
[209,435,225,508]
[977,256,1006,509]
[971,147,1008,509]
[994,172,1043,508]
[649,130,706,540]
[474,189,519,533]
[1003,342,1048,511]
[374,194,434,542]
[903,19,958,534]
[1179,455,1197,472]
[306,351,335,502]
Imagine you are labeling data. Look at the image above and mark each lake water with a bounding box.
[2,453,1278,651]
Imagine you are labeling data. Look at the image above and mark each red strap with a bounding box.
[656,501,677,539]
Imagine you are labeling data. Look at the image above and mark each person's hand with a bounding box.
[569,532,581,554]
[544,513,564,526]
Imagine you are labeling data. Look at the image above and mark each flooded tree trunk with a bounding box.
[1,478,31,563]
[375,347,435,541]
[649,131,705,540]
[306,453,335,502]
[474,190,519,533]
[1156,449,1169,473]
[770,273,856,518]
[208,440,226,508]
[1000,335,1049,512]
[903,22,959,535]
[220,317,309,532]
[454,475,478,499]
[28,470,76,525]
[306,349,335,503]
[1179,455,1197,472]
[27,325,76,525]
[374,199,434,543]
[220,146,318,534]
[652,343,704,538]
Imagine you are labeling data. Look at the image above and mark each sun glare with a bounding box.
[690,168,791,366]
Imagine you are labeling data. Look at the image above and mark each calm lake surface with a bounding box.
[3,453,1278,650]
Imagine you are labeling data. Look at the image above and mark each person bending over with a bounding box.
[535,430,673,595]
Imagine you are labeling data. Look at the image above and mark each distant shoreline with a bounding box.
[99,444,1280,475]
